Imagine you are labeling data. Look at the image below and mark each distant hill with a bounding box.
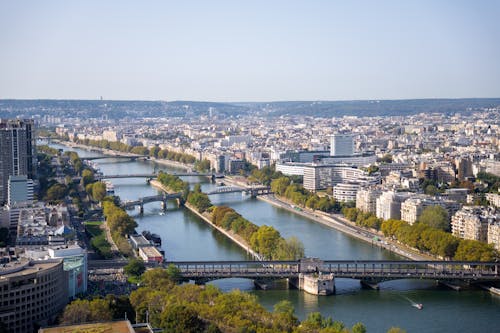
[1,98,499,120]
[241,98,500,117]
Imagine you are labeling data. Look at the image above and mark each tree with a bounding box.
[424,184,439,196]
[352,322,367,333]
[161,305,205,333]
[250,225,281,259]
[45,183,67,201]
[81,169,94,186]
[124,258,146,277]
[91,181,107,201]
[271,177,291,196]
[61,298,113,325]
[418,205,449,231]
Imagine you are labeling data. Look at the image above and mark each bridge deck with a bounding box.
[167,260,500,282]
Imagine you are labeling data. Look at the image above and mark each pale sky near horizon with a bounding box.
[1,0,499,102]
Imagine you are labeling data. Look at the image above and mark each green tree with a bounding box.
[124,258,146,277]
[81,169,95,186]
[424,184,439,196]
[160,305,205,333]
[45,183,67,201]
[418,205,449,231]
[271,177,291,196]
[352,322,367,333]
[250,225,281,259]
[91,181,107,201]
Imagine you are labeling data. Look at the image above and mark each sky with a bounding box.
[1,0,499,102]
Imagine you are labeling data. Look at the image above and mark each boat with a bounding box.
[413,303,423,310]
[104,180,115,194]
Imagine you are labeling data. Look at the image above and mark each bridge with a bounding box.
[87,258,500,293]
[121,192,183,213]
[206,185,272,197]
[82,155,147,161]
[168,259,500,289]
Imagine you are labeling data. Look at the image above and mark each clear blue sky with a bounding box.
[1,0,499,101]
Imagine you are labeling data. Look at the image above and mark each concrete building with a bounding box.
[0,119,36,205]
[330,134,354,156]
[451,206,495,242]
[376,191,412,220]
[400,196,459,225]
[303,164,380,192]
[7,175,34,207]
[486,193,500,208]
[0,259,68,333]
[333,182,360,202]
[47,245,87,298]
[356,188,382,214]
[488,223,500,251]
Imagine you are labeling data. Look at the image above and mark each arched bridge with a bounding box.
[206,185,272,197]
[82,155,148,161]
[167,259,500,284]
[121,192,183,213]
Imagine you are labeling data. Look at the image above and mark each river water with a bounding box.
[52,143,500,333]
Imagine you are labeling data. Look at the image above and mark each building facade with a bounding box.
[0,119,36,205]
[0,259,68,333]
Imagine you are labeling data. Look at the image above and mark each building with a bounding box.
[376,191,412,220]
[330,134,354,156]
[39,320,141,333]
[7,175,34,207]
[356,188,382,214]
[0,259,68,333]
[486,193,500,208]
[47,245,87,298]
[333,182,360,202]
[302,164,380,192]
[400,196,459,225]
[488,223,500,251]
[0,119,36,205]
[138,246,163,263]
[451,206,496,242]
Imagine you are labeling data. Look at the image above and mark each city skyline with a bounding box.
[1,0,500,102]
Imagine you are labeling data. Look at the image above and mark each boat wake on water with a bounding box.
[402,296,423,310]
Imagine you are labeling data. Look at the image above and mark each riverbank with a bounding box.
[258,194,434,261]
[184,203,262,261]
[55,140,193,171]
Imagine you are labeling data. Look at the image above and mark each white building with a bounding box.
[356,188,382,214]
[376,191,412,220]
[333,182,360,202]
[451,206,496,242]
[330,134,354,156]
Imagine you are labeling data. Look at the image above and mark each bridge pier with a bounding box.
[161,200,167,212]
[289,274,335,295]
[139,204,144,215]
[360,280,380,290]
[438,281,462,291]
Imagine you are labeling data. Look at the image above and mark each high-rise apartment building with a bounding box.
[0,119,36,205]
[330,134,354,156]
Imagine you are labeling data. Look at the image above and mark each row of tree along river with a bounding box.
[52,142,500,333]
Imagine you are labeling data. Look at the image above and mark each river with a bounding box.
[51,143,500,333]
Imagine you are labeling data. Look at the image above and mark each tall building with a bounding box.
[0,119,36,205]
[330,134,354,156]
